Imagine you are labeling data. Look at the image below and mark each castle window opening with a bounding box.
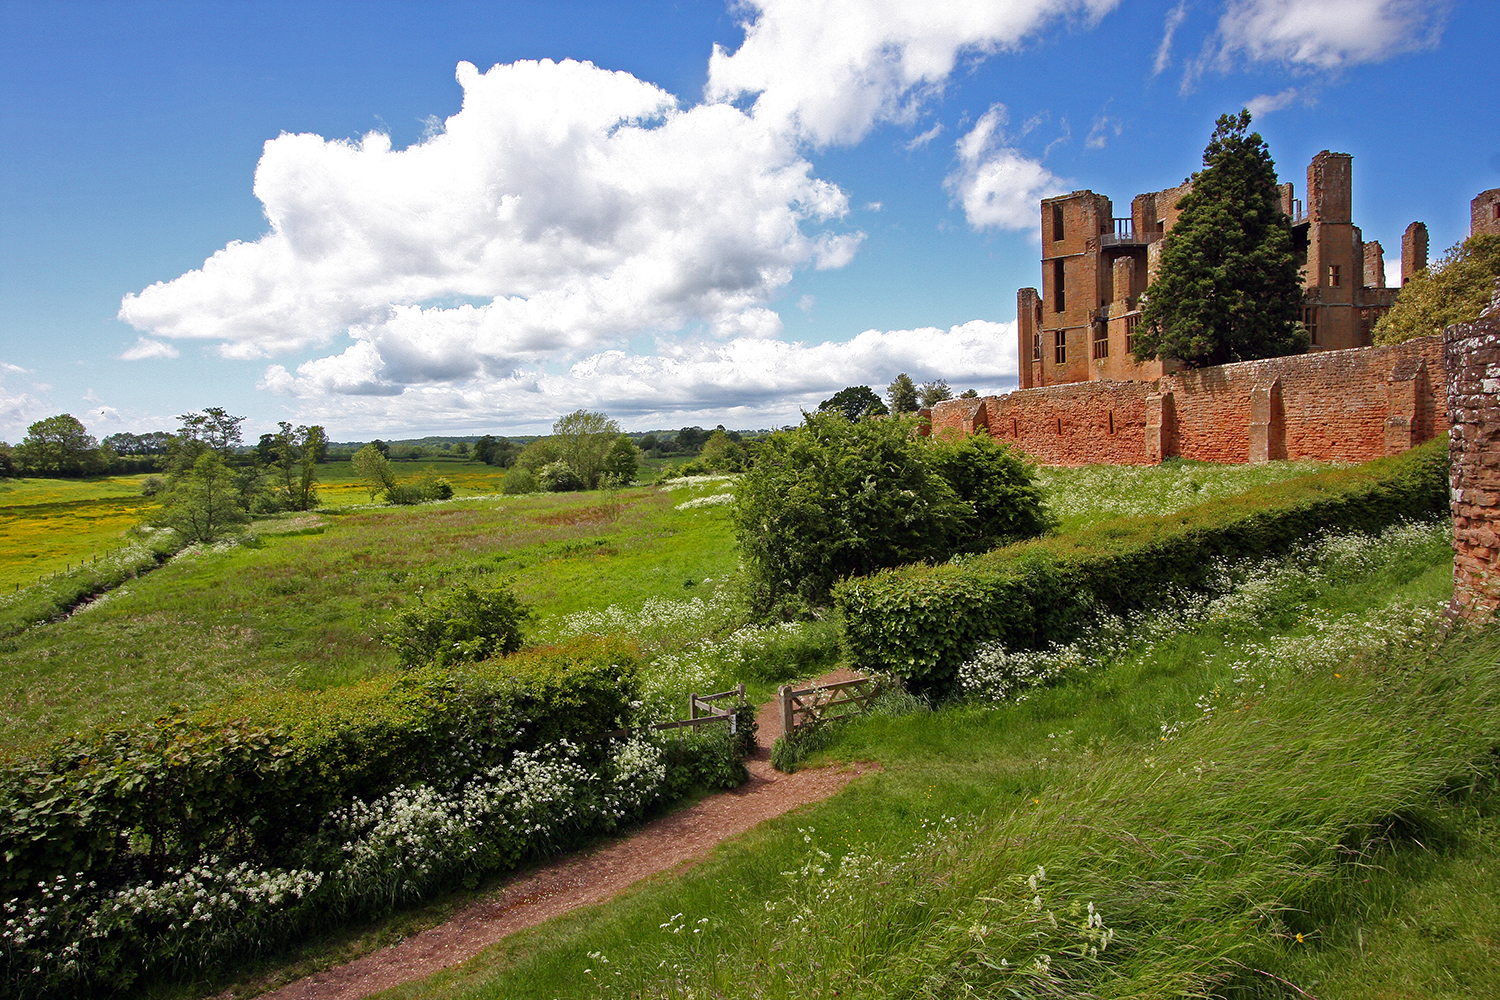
[1032,332,1041,361]
[1305,307,1319,345]
[1052,203,1065,242]
[1054,329,1067,364]
[1011,417,1018,437]
[1052,259,1066,312]
[1092,324,1109,359]
[1108,410,1115,434]
[1327,264,1341,287]
[1125,314,1140,353]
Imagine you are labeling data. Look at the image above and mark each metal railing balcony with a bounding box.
[1099,217,1148,247]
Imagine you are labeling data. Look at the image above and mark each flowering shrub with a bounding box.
[838,440,1448,690]
[1,727,743,997]
[959,518,1449,705]
[0,638,640,904]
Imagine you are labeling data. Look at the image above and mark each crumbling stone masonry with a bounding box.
[1447,286,1500,618]
[1017,151,1407,389]
[930,334,1444,467]
[1473,189,1500,238]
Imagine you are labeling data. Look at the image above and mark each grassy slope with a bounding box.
[0,482,738,754]
[0,459,1338,757]
[367,527,1500,1000]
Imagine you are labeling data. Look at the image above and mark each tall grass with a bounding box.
[0,481,742,753]
[1036,457,1334,531]
[378,517,1489,1000]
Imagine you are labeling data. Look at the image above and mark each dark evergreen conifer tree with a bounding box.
[1133,110,1305,367]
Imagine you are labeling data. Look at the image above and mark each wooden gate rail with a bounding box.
[599,684,746,740]
[777,676,879,734]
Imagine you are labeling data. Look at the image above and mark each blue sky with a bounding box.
[1,0,1494,441]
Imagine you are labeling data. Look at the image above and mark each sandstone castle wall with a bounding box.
[930,335,1445,467]
[1447,308,1500,618]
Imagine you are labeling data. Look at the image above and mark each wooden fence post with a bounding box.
[778,685,793,735]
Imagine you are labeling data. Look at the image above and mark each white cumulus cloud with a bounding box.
[261,319,1019,434]
[1213,0,1447,72]
[119,337,180,360]
[120,58,860,370]
[946,105,1068,231]
[706,0,1120,148]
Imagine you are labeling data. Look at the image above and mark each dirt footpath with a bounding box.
[256,669,872,1000]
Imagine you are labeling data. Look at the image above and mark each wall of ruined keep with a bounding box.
[1447,309,1500,618]
[1472,189,1500,237]
[929,336,1445,466]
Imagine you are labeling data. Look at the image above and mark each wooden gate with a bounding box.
[777,676,879,734]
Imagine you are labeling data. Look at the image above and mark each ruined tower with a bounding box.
[1472,189,1500,236]
[1401,222,1429,285]
[1017,150,1405,387]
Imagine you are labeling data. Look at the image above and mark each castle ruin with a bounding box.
[1015,151,1420,389]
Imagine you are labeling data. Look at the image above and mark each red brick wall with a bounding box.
[930,336,1445,467]
[1447,315,1500,618]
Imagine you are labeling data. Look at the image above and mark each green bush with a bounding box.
[501,465,538,494]
[927,432,1054,553]
[382,581,532,669]
[539,459,585,492]
[0,637,641,904]
[732,416,1052,614]
[732,412,970,613]
[835,440,1448,691]
[416,472,454,501]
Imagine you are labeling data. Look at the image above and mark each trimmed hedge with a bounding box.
[834,440,1449,690]
[0,637,640,903]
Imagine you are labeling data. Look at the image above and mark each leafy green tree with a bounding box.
[886,373,919,413]
[103,431,172,457]
[1133,110,1305,367]
[602,434,640,483]
[675,426,710,453]
[1375,233,1500,344]
[553,409,622,488]
[14,414,104,476]
[352,443,399,499]
[514,438,562,472]
[167,407,245,473]
[266,422,326,511]
[918,379,954,407]
[501,466,538,494]
[960,389,980,399]
[155,451,249,543]
[697,430,750,472]
[382,581,533,668]
[926,433,1053,553]
[0,443,14,478]
[732,412,969,613]
[818,385,889,421]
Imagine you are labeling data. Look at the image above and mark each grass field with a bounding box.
[356,518,1492,1000]
[0,458,1341,756]
[0,476,158,590]
[3,455,1486,999]
[0,477,741,754]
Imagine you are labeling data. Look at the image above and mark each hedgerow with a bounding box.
[835,439,1448,690]
[0,637,748,996]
